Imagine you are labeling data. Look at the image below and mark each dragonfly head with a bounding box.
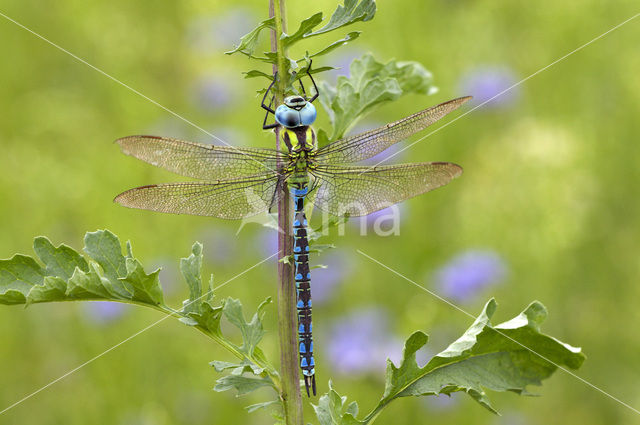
[275,96,317,128]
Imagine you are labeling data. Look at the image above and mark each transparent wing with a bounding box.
[114,175,282,219]
[315,97,471,164]
[309,163,462,217]
[116,135,285,180]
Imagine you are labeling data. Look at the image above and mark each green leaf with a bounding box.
[121,258,163,306]
[34,237,89,279]
[309,0,376,36]
[214,374,274,395]
[225,17,275,59]
[281,12,324,47]
[0,231,279,397]
[224,297,272,357]
[318,53,437,141]
[364,299,585,421]
[313,381,363,425]
[83,230,128,282]
[211,359,264,376]
[309,32,361,58]
[180,242,204,313]
[281,0,374,48]
[245,400,280,413]
[0,230,166,307]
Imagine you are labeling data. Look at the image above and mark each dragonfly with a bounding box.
[114,64,470,397]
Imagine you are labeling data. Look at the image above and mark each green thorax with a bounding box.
[282,126,318,184]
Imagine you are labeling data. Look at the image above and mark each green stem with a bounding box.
[270,0,304,424]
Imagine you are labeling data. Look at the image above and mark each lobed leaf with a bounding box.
[1,230,279,401]
[366,299,585,420]
[309,32,361,59]
[214,374,274,395]
[229,0,375,83]
[313,382,362,425]
[318,53,437,142]
[308,0,376,37]
[0,230,164,307]
[225,17,275,59]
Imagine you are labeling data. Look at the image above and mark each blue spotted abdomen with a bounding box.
[291,184,316,396]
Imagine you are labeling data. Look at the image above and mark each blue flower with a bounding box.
[187,9,256,52]
[326,308,402,374]
[85,301,129,324]
[192,76,234,111]
[312,252,351,304]
[458,65,520,109]
[259,229,279,258]
[434,250,507,302]
[325,48,367,81]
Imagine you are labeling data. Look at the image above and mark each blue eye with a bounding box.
[275,105,300,128]
[299,103,317,126]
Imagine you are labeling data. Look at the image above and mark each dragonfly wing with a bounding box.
[315,97,471,164]
[310,163,462,217]
[116,136,284,180]
[114,175,282,219]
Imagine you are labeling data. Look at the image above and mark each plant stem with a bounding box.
[270,0,304,424]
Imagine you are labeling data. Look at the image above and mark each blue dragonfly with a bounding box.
[114,65,470,396]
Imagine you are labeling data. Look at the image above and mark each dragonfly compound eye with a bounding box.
[275,105,301,128]
[299,103,317,126]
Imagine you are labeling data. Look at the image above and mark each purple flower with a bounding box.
[361,137,407,166]
[311,252,351,304]
[200,228,237,264]
[458,65,520,109]
[351,204,405,236]
[434,250,507,302]
[423,393,459,411]
[192,76,234,111]
[84,301,129,324]
[149,258,178,295]
[187,9,256,53]
[326,308,402,374]
[324,48,367,81]
[259,229,279,258]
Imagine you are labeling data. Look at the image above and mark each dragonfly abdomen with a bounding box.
[291,183,316,396]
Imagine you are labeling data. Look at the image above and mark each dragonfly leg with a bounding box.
[262,73,279,130]
[261,72,277,114]
[262,95,279,130]
[306,59,319,103]
[298,74,307,98]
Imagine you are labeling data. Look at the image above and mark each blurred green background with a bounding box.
[1,0,639,424]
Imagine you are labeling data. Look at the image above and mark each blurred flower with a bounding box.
[145,118,190,139]
[327,308,402,374]
[325,48,367,81]
[259,229,279,258]
[434,250,507,302]
[149,258,179,295]
[207,126,246,148]
[84,301,129,324]
[458,65,520,109]
[497,411,528,425]
[187,9,256,53]
[352,204,405,236]
[423,393,459,411]
[192,76,234,111]
[200,227,237,264]
[361,136,407,165]
[312,252,351,304]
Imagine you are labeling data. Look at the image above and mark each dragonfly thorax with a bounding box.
[282,126,317,155]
